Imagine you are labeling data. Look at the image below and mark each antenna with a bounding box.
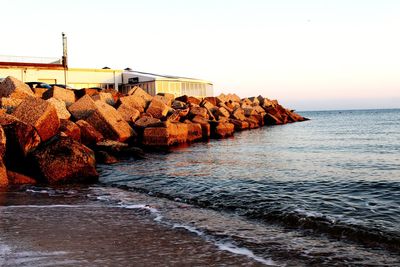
[62,32,68,68]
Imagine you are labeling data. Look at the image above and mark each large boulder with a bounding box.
[0,161,7,187]
[0,97,23,114]
[146,98,169,119]
[46,97,71,120]
[59,119,81,141]
[0,76,35,99]
[95,140,145,159]
[210,121,235,138]
[12,97,60,142]
[191,115,211,139]
[0,114,41,158]
[42,86,75,107]
[74,88,101,99]
[117,104,140,122]
[156,93,175,106]
[231,108,246,121]
[30,136,98,184]
[143,122,188,146]
[128,86,153,102]
[91,92,115,106]
[189,107,208,118]
[118,94,147,113]
[68,94,97,120]
[76,120,104,146]
[185,122,203,143]
[6,170,37,185]
[85,100,136,142]
[134,117,162,129]
[229,119,249,131]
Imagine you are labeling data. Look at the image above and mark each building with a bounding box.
[121,70,213,98]
[0,55,214,98]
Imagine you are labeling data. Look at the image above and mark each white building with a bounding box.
[0,56,214,98]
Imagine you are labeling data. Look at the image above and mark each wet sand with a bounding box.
[0,189,265,267]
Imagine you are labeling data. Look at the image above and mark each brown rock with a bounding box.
[229,119,249,131]
[85,101,136,142]
[243,107,258,117]
[6,170,37,185]
[95,151,118,164]
[60,119,81,141]
[172,100,187,110]
[216,107,230,118]
[30,136,98,184]
[91,92,115,106]
[0,161,7,187]
[46,97,71,120]
[128,86,153,102]
[143,122,188,146]
[186,122,203,142]
[211,121,235,138]
[189,106,208,118]
[33,87,49,98]
[76,120,104,146]
[0,76,35,99]
[200,99,215,110]
[232,108,246,121]
[42,86,75,107]
[204,97,220,106]
[146,98,169,119]
[0,114,41,159]
[118,94,147,113]
[0,97,23,114]
[68,94,97,120]
[13,97,60,142]
[155,94,174,106]
[117,104,140,122]
[134,117,162,129]
[167,110,181,123]
[226,93,241,103]
[74,88,100,99]
[191,115,211,139]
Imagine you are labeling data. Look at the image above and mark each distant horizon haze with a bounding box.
[0,0,399,111]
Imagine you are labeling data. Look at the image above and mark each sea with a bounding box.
[1,109,400,266]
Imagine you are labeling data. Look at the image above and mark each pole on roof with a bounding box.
[62,32,68,87]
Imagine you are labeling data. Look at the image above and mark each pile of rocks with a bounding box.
[0,76,307,186]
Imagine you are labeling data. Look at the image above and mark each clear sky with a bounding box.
[1,0,399,110]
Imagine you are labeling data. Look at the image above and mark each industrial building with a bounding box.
[0,56,213,98]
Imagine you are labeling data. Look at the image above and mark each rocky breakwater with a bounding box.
[0,76,307,186]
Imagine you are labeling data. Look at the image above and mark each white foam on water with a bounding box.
[216,241,280,266]
[172,223,204,236]
[0,204,91,209]
[0,242,11,266]
[123,204,163,222]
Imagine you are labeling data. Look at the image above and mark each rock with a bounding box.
[167,110,181,123]
[210,121,235,138]
[172,100,187,110]
[154,94,173,106]
[68,94,97,120]
[128,86,153,103]
[33,87,49,98]
[157,93,175,103]
[12,97,60,142]
[118,94,147,113]
[216,107,230,118]
[95,140,145,159]
[0,126,6,159]
[248,97,260,105]
[185,122,203,142]
[245,117,260,129]
[0,161,7,187]
[46,97,71,120]
[6,170,36,185]
[0,97,23,114]
[229,119,249,131]
[91,92,115,106]
[191,115,211,139]
[232,108,246,121]
[74,88,101,99]
[143,122,188,146]
[95,151,118,164]
[146,98,169,119]
[85,100,136,142]
[59,119,81,141]
[189,107,208,118]
[226,93,241,103]
[76,120,104,146]
[117,104,140,122]
[175,95,201,105]
[30,136,98,184]
[134,117,162,128]
[42,86,75,107]
[204,97,219,106]
[200,99,215,110]
[0,114,41,160]
[0,76,35,99]
[243,107,258,117]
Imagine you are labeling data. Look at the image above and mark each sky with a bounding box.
[0,0,399,110]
